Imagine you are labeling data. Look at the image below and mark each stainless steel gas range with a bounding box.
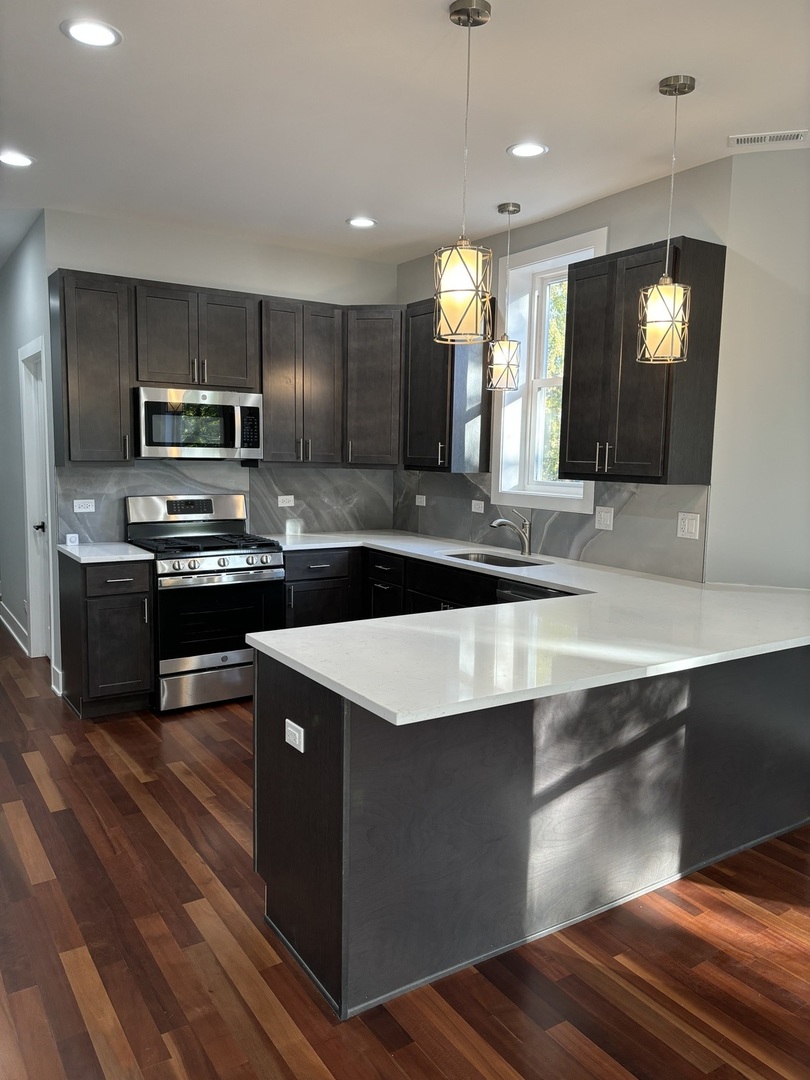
[126,494,284,711]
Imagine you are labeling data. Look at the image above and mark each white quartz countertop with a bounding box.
[57,542,154,564]
[248,530,810,726]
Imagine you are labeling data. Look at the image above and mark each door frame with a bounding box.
[18,336,55,660]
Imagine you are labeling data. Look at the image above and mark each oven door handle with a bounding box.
[158,569,285,589]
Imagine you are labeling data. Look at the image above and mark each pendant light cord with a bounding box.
[665,91,680,279]
[461,18,472,238]
[503,211,512,333]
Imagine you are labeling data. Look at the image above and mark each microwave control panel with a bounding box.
[241,407,261,449]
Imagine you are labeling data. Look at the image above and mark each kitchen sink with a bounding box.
[445,551,549,568]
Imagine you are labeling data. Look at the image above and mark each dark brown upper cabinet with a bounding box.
[402,298,491,472]
[344,306,402,467]
[50,269,134,465]
[559,236,726,485]
[262,299,343,464]
[135,284,259,390]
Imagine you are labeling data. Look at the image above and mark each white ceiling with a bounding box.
[1,0,808,269]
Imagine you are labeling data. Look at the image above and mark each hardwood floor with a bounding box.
[1,625,808,1080]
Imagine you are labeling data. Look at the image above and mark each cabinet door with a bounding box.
[136,284,198,384]
[198,293,259,389]
[62,273,133,462]
[262,298,303,462]
[86,594,152,698]
[405,590,454,613]
[403,300,451,469]
[345,307,402,466]
[302,304,343,464]
[605,248,669,478]
[558,258,614,477]
[285,579,351,627]
[366,580,404,618]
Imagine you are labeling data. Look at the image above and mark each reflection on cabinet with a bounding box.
[404,558,498,612]
[345,307,402,466]
[50,270,134,465]
[559,236,726,485]
[59,555,153,719]
[284,549,360,627]
[135,284,259,390]
[262,300,343,464]
[402,299,491,472]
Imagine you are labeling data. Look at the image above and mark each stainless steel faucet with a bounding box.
[490,511,532,556]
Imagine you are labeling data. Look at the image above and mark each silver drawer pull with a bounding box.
[106,577,134,583]
[373,583,391,591]
[373,564,391,572]
[308,563,331,569]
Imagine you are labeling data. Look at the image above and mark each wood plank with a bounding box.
[2,799,56,884]
[22,750,66,812]
[8,984,70,1080]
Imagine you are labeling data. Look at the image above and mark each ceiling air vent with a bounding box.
[728,129,808,150]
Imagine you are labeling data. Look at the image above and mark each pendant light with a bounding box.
[638,74,695,364]
[487,202,521,391]
[433,1,493,344]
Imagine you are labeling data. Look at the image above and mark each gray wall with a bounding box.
[705,151,810,587]
[0,214,53,650]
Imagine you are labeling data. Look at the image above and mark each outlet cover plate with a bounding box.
[595,505,614,531]
[284,718,305,753]
[66,533,79,546]
[677,512,700,540]
[73,499,95,513]
[471,500,485,513]
[415,494,426,507]
[277,495,294,507]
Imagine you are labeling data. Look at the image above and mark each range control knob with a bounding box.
[188,559,200,570]
[245,555,256,566]
[217,557,229,568]
[260,554,271,565]
[172,560,184,571]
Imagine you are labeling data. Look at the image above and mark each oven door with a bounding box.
[138,387,239,459]
[155,578,285,709]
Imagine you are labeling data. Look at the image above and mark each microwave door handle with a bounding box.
[234,405,242,454]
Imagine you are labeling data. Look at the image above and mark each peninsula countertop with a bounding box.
[247,530,810,725]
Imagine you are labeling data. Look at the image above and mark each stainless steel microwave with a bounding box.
[137,387,262,460]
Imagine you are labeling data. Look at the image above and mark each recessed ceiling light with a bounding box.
[0,149,34,167]
[346,216,377,229]
[60,19,122,47]
[506,142,549,158]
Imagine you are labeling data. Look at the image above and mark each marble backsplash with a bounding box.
[57,461,707,582]
[394,471,709,582]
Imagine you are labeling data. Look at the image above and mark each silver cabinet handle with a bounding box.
[192,357,199,383]
[297,437,304,461]
[306,438,312,462]
[604,443,612,471]
[202,358,208,384]
[106,577,134,583]
[373,564,391,572]
[373,583,391,591]
[347,440,353,463]
[142,598,149,624]
[595,442,602,471]
[287,584,294,608]
[123,434,129,460]
[308,563,331,569]
[437,442,445,465]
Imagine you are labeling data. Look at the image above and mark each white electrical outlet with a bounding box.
[595,505,614,531]
[277,494,295,507]
[284,718,305,753]
[415,494,426,507]
[66,533,79,546]
[73,499,95,513]
[471,500,485,514]
[677,512,700,540]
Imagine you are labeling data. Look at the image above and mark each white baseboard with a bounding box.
[51,666,63,696]
[0,601,29,656]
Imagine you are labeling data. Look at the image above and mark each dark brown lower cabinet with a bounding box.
[284,549,360,628]
[59,554,153,719]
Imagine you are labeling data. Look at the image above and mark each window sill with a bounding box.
[491,482,595,515]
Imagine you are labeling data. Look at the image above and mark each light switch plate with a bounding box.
[595,505,614,531]
[415,494,426,507]
[471,500,485,513]
[677,511,700,540]
[277,494,294,507]
[284,718,305,753]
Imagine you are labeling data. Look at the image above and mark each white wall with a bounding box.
[704,151,810,588]
[44,209,398,305]
[0,213,55,653]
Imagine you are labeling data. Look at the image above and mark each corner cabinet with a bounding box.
[344,307,402,466]
[58,554,153,720]
[402,298,491,472]
[135,284,260,390]
[49,270,134,465]
[262,299,343,464]
[558,236,726,485]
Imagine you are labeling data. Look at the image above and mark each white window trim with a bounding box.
[490,228,608,514]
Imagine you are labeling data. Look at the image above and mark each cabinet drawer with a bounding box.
[85,562,151,596]
[365,551,404,585]
[285,550,350,581]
